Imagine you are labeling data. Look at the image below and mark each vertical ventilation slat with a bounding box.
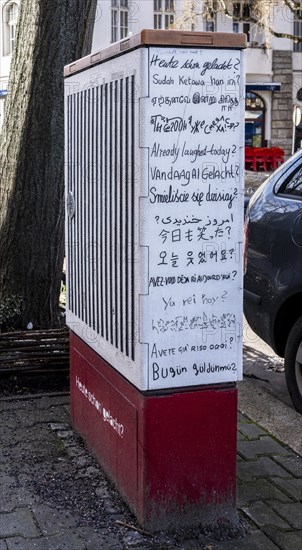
[125,77,129,358]
[67,95,72,312]
[114,80,119,350]
[90,86,96,331]
[79,91,85,323]
[109,82,114,346]
[119,78,125,354]
[71,93,76,315]
[131,75,135,361]
[99,85,104,338]
[93,87,100,334]
[87,87,92,328]
[101,85,106,339]
[70,93,75,317]
[75,92,80,320]
[104,83,109,342]
[84,89,88,326]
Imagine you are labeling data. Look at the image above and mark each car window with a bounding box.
[278,165,302,198]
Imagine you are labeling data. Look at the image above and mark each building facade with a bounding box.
[92,0,302,157]
[1,0,302,154]
[0,0,19,127]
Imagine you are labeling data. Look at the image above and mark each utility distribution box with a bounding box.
[64,29,246,529]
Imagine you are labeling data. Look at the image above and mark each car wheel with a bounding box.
[284,317,302,414]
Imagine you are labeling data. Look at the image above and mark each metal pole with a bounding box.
[292,118,296,156]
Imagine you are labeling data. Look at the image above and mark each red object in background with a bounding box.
[245,146,257,171]
[70,332,238,530]
[270,146,285,169]
[245,146,285,171]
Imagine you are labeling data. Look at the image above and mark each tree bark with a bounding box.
[0,0,97,330]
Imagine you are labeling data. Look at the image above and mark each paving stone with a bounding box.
[242,501,291,529]
[238,423,267,440]
[0,486,37,513]
[237,413,250,424]
[5,532,86,550]
[237,479,292,507]
[208,531,279,549]
[0,475,17,489]
[0,508,40,538]
[0,541,7,550]
[237,457,291,482]
[264,527,302,550]
[270,502,302,529]
[237,437,293,460]
[272,477,302,501]
[5,538,32,550]
[272,455,302,477]
[31,503,78,536]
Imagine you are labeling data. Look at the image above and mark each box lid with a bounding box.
[64,29,247,77]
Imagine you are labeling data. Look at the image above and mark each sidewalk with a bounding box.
[244,169,270,195]
[1,390,301,549]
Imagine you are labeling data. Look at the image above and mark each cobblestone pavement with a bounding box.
[0,394,301,549]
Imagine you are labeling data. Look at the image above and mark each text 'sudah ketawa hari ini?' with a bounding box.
[64,30,246,530]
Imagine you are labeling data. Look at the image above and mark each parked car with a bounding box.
[244,149,302,414]
[244,194,250,216]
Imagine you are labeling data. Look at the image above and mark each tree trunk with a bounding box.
[0,0,97,330]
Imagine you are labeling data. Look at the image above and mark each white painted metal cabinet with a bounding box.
[64,30,246,391]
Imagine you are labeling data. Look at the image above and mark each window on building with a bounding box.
[205,16,215,32]
[2,1,18,56]
[153,0,175,30]
[205,20,215,32]
[243,22,251,42]
[111,0,128,43]
[233,1,269,46]
[245,92,265,147]
[233,1,252,43]
[203,0,217,32]
[294,9,302,52]
[233,1,252,20]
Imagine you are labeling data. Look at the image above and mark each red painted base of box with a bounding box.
[70,332,238,530]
